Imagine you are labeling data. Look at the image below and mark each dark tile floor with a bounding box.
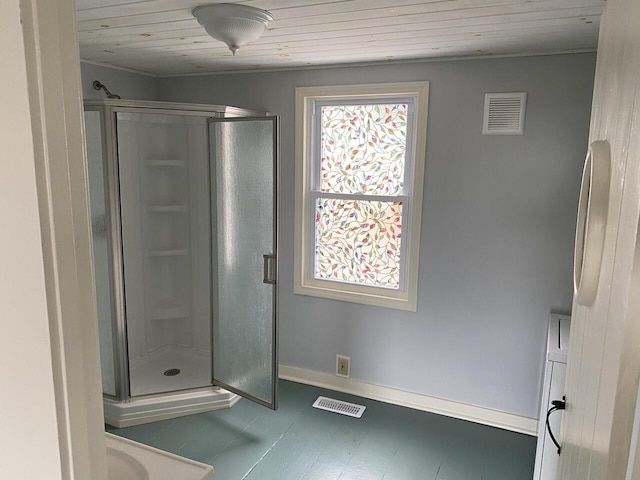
[107,380,536,479]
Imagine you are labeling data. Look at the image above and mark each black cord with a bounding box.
[546,396,566,455]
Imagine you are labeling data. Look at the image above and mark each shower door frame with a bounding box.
[85,99,269,402]
[208,116,280,410]
[85,103,129,401]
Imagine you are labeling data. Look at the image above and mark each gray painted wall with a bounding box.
[158,54,595,419]
[80,62,159,101]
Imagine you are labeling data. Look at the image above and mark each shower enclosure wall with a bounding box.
[84,99,278,427]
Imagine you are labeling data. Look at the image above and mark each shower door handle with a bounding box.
[263,254,276,284]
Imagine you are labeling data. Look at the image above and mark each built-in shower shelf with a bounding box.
[148,248,189,257]
[150,299,190,320]
[147,205,187,213]
[145,160,185,168]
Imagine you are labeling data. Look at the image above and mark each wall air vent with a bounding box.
[483,92,527,135]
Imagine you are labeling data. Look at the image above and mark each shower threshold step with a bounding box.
[145,159,185,168]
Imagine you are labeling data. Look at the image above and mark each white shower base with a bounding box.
[129,345,211,396]
[104,386,240,428]
[105,345,240,428]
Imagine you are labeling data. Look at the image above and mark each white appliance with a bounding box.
[533,313,571,480]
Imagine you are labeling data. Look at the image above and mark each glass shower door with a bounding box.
[209,117,279,409]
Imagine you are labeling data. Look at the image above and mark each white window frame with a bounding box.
[294,82,429,311]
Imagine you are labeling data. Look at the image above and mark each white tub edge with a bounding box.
[106,432,213,480]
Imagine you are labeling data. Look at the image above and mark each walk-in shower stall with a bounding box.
[84,99,278,427]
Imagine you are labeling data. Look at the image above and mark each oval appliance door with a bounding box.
[573,140,611,306]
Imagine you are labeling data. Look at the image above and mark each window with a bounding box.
[294,82,429,311]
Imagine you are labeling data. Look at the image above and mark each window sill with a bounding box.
[294,280,417,312]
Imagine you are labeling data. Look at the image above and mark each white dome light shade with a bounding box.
[192,4,273,55]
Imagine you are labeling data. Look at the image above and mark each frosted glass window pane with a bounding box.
[314,198,403,289]
[211,119,275,406]
[84,111,115,396]
[320,104,407,195]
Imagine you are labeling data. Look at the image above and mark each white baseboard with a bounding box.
[279,365,538,436]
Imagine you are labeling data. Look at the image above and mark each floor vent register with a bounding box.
[312,396,366,418]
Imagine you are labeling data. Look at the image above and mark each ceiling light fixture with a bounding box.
[192,3,273,56]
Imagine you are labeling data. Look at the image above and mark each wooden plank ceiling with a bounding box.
[75,0,606,76]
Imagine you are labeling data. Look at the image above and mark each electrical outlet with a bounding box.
[336,355,350,378]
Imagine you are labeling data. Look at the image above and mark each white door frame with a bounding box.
[5,0,107,478]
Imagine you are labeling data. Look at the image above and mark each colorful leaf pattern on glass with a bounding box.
[320,104,407,195]
[314,198,403,289]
